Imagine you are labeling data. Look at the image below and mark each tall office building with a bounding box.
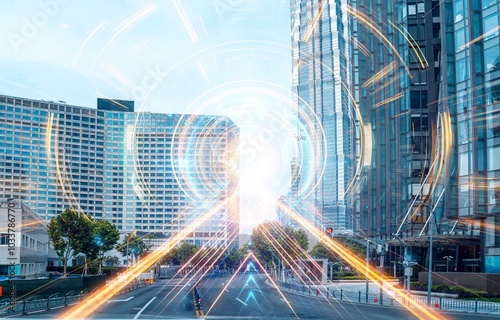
[440,0,500,272]
[351,0,500,273]
[288,0,356,232]
[0,94,239,248]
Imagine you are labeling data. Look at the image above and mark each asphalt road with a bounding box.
[198,274,500,320]
[6,277,199,319]
[7,274,500,319]
[198,273,416,319]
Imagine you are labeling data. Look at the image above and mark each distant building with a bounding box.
[97,98,134,112]
[0,94,239,248]
[239,234,250,249]
[0,200,48,277]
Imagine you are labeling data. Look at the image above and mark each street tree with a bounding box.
[222,246,243,270]
[309,237,366,270]
[92,219,120,274]
[79,221,98,276]
[116,232,154,265]
[193,246,218,269]
[174,242,199,265]
[103,255,120,267]
[47,208,94,276]
[250,222,309,269]
[309,242,338,261]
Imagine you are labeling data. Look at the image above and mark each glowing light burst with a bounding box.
[171,113,238,201]
[173,81,328,200]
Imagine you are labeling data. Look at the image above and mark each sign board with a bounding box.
[405,267,413,276]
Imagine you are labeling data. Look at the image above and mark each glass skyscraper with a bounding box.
[440,0,500,272]
[0,94,239,247]
[288,0,356,232]
[351,0,500,273]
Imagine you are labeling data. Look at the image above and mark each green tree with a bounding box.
[161,246,179,265]
[175,242,199,265]
[161,242,199,266]
[47,208,94,276]
[103,255,120,267]
[116,232,154,265]
[79,220,98,276]
[223,246,243,269]
[309,237,366,271]
[193,246,218,268]
[309,242,338,261]
[92,219,120,274]
[334,236,366,259]
[250,222,309,269]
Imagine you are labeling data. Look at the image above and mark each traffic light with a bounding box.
[326,227,333,234]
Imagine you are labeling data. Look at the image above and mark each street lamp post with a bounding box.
[415,201,434,307]
[327,262,338,281]
[366,238,369,303]
[427,210,433,306]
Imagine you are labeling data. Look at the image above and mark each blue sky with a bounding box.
[0,0,295,233]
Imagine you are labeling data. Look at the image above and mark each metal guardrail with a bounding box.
[0,278,144,316]
[276,282,500,314]
[0,293,88,316]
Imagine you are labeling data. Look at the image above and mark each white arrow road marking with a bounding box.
[236,298,248,306]
[133,296,157,319]
[107,296,135,303]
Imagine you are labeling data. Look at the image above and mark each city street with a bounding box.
[199,273,416,319]
[4,274,500,319]
[5,277,197,319]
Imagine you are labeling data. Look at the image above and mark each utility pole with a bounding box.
[427,210,433,307]
[415,189,444,307]
[366,238,369,303]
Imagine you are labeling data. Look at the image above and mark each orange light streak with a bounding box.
[461,25,500,50]
[372,92,403,109]
[390,21,429,70]
[362,61,397,88]
[59,196,233,319]
[276,200,447,320]
[303,1,324,43]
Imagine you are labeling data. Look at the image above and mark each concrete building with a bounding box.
[0,94,239,248]
[0,200,48,277]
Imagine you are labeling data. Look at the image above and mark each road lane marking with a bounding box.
[236,298,248,306]
[255,289,262,293]
[133,296,157,319]
[108,296,135,303]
